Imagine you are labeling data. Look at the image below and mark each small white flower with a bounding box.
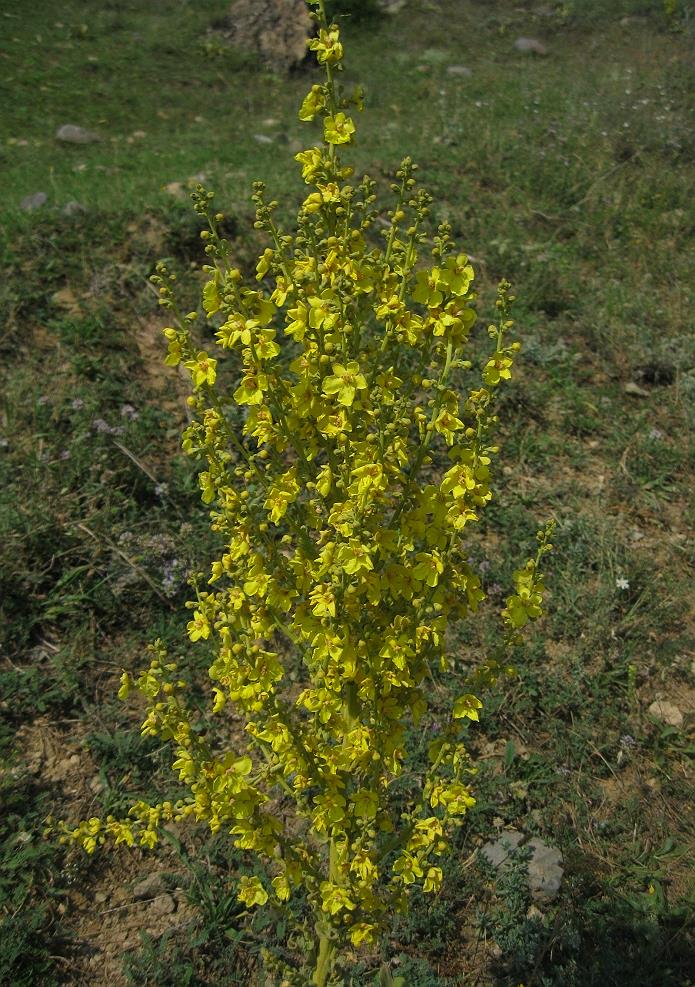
[616,577,630,591]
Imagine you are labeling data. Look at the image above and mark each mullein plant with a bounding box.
[66,1,552,982]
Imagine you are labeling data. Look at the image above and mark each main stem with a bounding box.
[312,838,338,987]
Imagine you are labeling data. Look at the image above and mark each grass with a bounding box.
[1,0,694,984]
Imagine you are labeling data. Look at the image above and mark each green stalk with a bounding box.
[312,838,338,986]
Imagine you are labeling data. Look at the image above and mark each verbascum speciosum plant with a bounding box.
[66,2,552,982]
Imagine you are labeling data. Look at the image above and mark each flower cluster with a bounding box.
[65,1,551,979]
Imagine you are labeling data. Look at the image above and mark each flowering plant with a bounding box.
[67,2,552,982]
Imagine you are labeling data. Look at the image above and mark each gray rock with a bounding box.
[223,0,312,74]
[480,831,564,902]
[648,699,683,728]
[514,37,548,55]
[253,133,274,145]
[480,829,524,867]
[378,0,408,11]
[56,124,100,144]
[150,892,176,915]
[20,191,47,211]
[447,65,472,78]
[526,838,564,901]
[623,380,650,397]
[132,873,166,900]
[62,200,86,217]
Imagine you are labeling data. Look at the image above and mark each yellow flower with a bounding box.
[295,147,324,183]
[322,361,367,406]
[187,610,211,642]
[309,27,344,66]
[237,875,268,908]
[185,351,217,388]
[324,112,355,146]
[483,353,513,385]
[299,84,324,121]
[412,268,443,308]
[423,866,443,893]
[233,372,267,406]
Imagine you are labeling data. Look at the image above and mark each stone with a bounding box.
[88,773,104,793]
[20,192,47,211]
[514,37,548,55]
[132,872,166,900]
[648,699,684,728]
[480,829,525,868]
[378,0,408,11]
[62,200,86,217]
[223,0,313,73]
[447,65,472,78]
[479,831,564,902]
[51,287,81,315]
[526,838,564,902]
[56,124,101,144]
[623,381,650,397]
[150,893,176,915]
[253,133,274,145]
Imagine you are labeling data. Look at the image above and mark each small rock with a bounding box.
[623,381,650,397]
[223,0,313,74]
[253,133,274,145]
[20,191,48,211]
[447,65,472,78]
[378,0,408,11]
[480,829,525,868]
[56,124,101,144]
[163,181,185,198]
[150,893,176,915]
[62,200,86,216]
[94,890,108,904]
[89,774,104,793]
[526,838,564,902]
[51,287,81,315]
[53,757,73,780]
[648,699,683,728]
[421,48,448,64]
[514,37,548,55]
[479,831,564,902]
[132,873,166,900]
[68,753,81,765]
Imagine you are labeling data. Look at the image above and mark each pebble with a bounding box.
[514,37,548,55]
[253,133,274,145]
[480,829,525,867]
[648,699,684,728]
[20,191,47,211]
[479,830,564,902]
[132,873,166,900]
[150,893,176,915]
[62,200,86,216]
[56,123,101,144]
[447,65,472,77]
[89,774,104,793]
[623,381,650,397]
[526,838,564,901]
